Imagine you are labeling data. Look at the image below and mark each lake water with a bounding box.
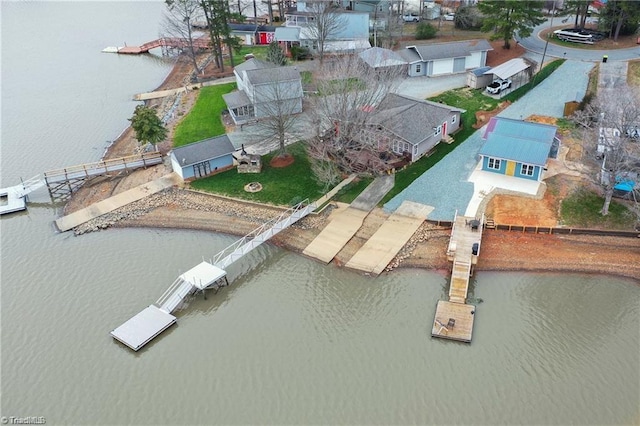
[1,2,639,425]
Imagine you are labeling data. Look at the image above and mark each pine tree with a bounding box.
[129,105,168,150]
[478,0,546,49]
[266,41,287,66]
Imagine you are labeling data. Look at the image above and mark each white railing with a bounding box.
[212,200,314,269]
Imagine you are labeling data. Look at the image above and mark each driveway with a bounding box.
[395,73,468,99]
[383,60,595,220]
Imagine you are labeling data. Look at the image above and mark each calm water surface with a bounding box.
[2,2,639,425]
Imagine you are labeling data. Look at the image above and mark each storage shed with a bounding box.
[467,66,492,89]
[170,135,236,180]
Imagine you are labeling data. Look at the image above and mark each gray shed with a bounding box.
[467,66,492,89]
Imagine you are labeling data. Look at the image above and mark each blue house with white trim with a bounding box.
[170,135,236,180]
[478,117,560,182]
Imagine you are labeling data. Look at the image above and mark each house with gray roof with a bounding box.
[399,39,492,77]
[359,93,463,162]
[170,135,236,180]
[478,117,560,182]
[223,58,303,125]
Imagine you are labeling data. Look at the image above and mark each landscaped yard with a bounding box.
[560,189,636,228]
[190,142,325,206]
[173,83,236,147]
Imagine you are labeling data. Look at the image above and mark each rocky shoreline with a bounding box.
[64,54,640,282]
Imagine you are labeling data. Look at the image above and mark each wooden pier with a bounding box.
[44,151,162,200]
[102,37,210,55]
[432,212,484,343]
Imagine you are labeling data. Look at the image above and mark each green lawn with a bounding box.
[190,142,325,206]
[173,83,236,147]
[560,189,636,228]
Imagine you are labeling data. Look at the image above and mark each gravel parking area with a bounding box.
[383,60,595,220]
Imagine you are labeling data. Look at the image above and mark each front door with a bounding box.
[506,161,516,176]
[442,121,447,138]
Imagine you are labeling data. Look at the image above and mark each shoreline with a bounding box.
[65,54,640,283]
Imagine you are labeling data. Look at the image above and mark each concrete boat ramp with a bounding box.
[303,175,434,275]
[55,173,181,232]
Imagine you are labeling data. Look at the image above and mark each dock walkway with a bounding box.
[302,175,394,263]
[111,201,316,351]
[432,212,484,343]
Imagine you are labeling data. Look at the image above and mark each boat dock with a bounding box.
[102,36,209,55]
[432,212,484,343]
[111,200,316,351]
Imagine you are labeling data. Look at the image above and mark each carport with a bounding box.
[483,58,534,97]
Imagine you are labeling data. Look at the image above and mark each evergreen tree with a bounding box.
[129,105,168,149]
[478,0,546,49]
[266,40,287,66]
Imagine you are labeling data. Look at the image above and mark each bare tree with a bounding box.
[247,67,304,158]
[163,0,205,75]
[304,1,347,63]
[305,54,405,182]
[572,89,640,216]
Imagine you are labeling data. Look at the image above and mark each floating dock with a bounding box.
[431,212,484,343]
[111,201,316,351]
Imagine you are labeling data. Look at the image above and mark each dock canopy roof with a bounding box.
[180,261,227,290]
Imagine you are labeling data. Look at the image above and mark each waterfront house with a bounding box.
[360,93,463,162]
[399,39,492,77]
[478,117,560,182]
[222,58,303,125]
[283,2,371,54]
[170,135,236,180]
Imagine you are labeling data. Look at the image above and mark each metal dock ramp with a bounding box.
[111,201,315,351]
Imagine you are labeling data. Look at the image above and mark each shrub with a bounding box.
[415,22,437,40]
[291,46,312,60]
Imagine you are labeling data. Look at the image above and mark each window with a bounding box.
[488,158,501,170]
[452,115,456,124]
[434,125,442,136]
[521,164,535,176]
[415,64,421,74]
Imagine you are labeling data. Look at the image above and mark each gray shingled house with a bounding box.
[223,58,303,124]
[399,39,492,77]
[360,93,464,162]
[170,135,236,180]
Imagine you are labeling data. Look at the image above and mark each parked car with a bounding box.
[486,78,512,94]
[403,13,420,22]
[444,13,455,21]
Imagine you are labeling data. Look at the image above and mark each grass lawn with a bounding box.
[173,83,236,147]
[628,60,640,87]
[190,142,325,206]
[560,189,636,228]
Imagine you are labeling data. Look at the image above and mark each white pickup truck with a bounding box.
[486,78,512,94]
